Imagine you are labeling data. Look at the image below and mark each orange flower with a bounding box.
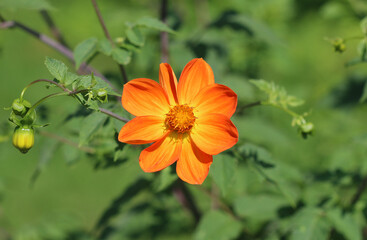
[118,58,238,184]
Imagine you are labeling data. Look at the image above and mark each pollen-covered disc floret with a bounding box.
[165,104,196,133]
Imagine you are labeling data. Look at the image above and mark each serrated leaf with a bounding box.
[250,79,273,94]
[210,154,237,196]
[79,112,108,146]
[194,210,242,240]
[74,38,98,69]
[44,57,68,83]
[234,194,287,221]
[290,207,330,240]
[136,17,175,33]
[126,27,145,47]
[99,38,113,56]
[64,72,79,86]
[0,0,53,10]
[287,95,305,107]
[111,48,131,65]
[326,209,362,240]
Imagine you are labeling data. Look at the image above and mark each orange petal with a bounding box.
[122,78,170,117]
[118,116,165,144]
[176,138,213,184]
[191,113,238,155]
[159,63,178,105]
[139,132,182,172]
[177,58,215,104]
[191,84,237,118]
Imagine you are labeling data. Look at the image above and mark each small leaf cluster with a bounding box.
[44,57,116,111]
[73,17,175,69]
[250,79,313,138]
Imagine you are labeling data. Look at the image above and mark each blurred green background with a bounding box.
[1,0,367,239]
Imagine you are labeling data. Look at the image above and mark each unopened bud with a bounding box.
[12,126,34,154]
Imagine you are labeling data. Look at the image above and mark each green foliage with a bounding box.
[3,1,367,240]
[135,17,175,34]
[111,48,131,65]
[210,153,237,196]
[44,57,68,84]
[74,37,99,69]
[289,207,331,240]
[79,112,107,146]
[194,210,242,240]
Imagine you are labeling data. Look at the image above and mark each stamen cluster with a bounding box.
[165,104,196,133]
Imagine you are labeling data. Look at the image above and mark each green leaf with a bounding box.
[250,79,273,94]
[289,207,330,240]
[194,210,242,240]
[61,144,80,165]
[126,27,145,47]
[136,17,175,33]
[234,194,287,221]
[74,37,98,69]
[210,154,237,196]
[44,57,68,83]
[30,139,59,185]
[0,0,53,10]
[357,39,367,61]
[64,72,80,86]
[111,48,131,65]
[360,81,367,103]
[99,38,113,56]
[361,17,367,35]
[326,209,362,240]
[79,112,108,146]
[153,167,177,192]
[287,95,305,107]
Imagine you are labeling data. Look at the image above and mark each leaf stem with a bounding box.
[0,15,119,94]
[160,0,169,62]
[39,10,70,47]
[90,0,128,84]
[99,108,129,123]
[20,79,71,102]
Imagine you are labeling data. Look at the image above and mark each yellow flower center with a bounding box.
[165,104,196,133]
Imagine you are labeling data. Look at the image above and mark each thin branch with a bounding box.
[90,0,128,84]
[236,101,262,114]
[0,18,119,94]
[350,175,367,206]
[40,10,69,47]
[173,181,201,224]
[160,0,169,62]
[99,108,129,123]
[39,131,96,154]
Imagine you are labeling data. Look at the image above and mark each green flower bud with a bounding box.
[12,126,34,154]
[332,38,346,53]
[299,122,314,139]
[12,98,31,117]
[96,88,108,103]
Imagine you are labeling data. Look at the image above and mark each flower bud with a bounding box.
[299,122,314,139]
[12,126,34,153]
[332,38,346,53]
[12,99,31,117]
[96,88,108,103]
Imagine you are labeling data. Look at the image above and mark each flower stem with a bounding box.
[20,79,70,102]
[90,0,128,84]
[160,0,169,63]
